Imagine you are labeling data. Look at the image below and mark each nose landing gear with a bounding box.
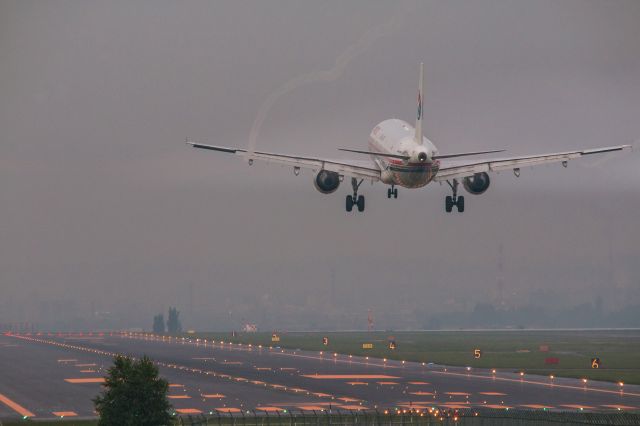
[346,178,365,212]
[445,179,464,213]
[387,185,398,199]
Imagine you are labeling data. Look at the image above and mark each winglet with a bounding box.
[414,62,424,145]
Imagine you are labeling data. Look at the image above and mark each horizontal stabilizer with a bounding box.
[433,149,505,160]
[338,148,410,160]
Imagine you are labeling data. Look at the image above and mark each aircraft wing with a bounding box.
[187,142,381,181]
[434,145,631,181]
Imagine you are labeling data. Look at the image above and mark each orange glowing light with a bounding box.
[176,409,202,414]
[64,378,105,383]
[0,393,35,418]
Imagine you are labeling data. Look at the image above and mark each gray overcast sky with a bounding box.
[1,0,639,330]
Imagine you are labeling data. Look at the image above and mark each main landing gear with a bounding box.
[346,178,365,212]
[445,179,464,213]
[387,185,398,199]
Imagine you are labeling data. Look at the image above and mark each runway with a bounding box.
[1,332,639,420]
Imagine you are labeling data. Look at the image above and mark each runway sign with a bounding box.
[591,357,601,369]
[362,343,373,349]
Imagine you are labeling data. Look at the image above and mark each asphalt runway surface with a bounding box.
[1,333,640,420]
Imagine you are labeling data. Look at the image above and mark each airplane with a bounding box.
[187,63,631,213]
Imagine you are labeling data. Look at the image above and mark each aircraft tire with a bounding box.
[357,195,365,212]
[445,196,453,213]
[457,196,465,213]
[346,195,354,212]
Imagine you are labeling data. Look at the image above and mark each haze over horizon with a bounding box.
[1,0,639,331]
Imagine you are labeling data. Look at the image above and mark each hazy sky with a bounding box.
[1,0,639,330]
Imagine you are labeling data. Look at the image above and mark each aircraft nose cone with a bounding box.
[418,152,428,162]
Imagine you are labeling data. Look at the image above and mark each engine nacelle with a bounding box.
[463,172,490,195]
[313,170,341,194]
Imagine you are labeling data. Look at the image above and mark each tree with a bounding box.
[153,314,165,333]
[93,355,172,426]
[166,307,182,334]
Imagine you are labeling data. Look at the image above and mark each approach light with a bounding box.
[619,382,624,387]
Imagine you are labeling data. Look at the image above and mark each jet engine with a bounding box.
[463,172,490,195]
[313,170,341,194]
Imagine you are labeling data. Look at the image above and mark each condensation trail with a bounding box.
[246,7,412,158]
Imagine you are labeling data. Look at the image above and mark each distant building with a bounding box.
[243,323,257,332]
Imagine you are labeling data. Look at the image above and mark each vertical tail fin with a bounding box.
[414,62,424,145]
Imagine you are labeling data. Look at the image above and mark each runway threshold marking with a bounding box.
[302,374,399,379]
[176,408,202,414]
[53,411,78,417]
[216,408,241,413]
[409,391,434,396]
[80,369,96,373]
[484,404,511,410]
[202,394,226,398]
[64,377,105,383]
[256,406,284,412]
[298,406,326,410]
[377,381,399,385]
[57,359,78,362]
[168,395,191,399]
[340,405,367,410]
[169,384,184,387]
[0,393,36,418]
[347,381,368,385]
[75,363,96,367]
[479,392,507,396]
[521,404,553,409]
[338,397,360,402]
[408,381,429,385]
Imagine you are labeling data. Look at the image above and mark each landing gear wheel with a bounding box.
[346,195,354,212]
[445,196,454,213]
[348,178,365,213]
[445,179,465,213]
[387,186,398,199]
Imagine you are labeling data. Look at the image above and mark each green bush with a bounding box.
[93,355,172,426]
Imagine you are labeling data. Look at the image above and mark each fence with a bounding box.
[175,408,640,426]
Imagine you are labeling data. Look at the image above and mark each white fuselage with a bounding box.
[368,119,440,188]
